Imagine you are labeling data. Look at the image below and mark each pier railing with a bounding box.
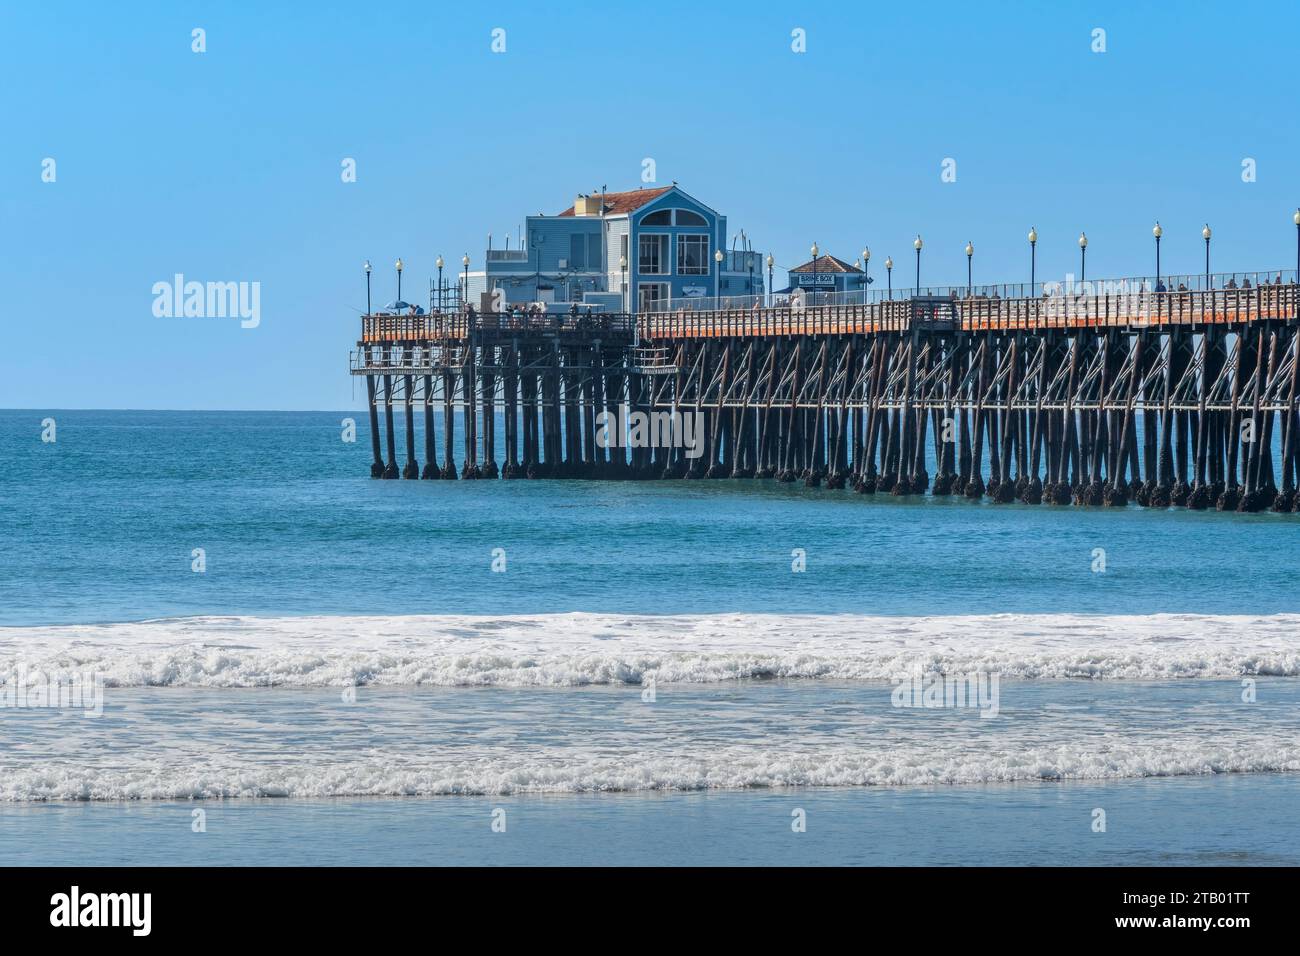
[638,282,1299,338]
[361,311,636,343]
[359,275,1298,343]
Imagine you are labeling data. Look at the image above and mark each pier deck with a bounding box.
[350,273,1300,512]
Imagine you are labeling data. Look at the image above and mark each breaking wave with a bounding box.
[2,611,1298,688]
[5,739,1298,800]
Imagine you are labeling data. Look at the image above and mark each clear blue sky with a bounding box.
[3,0,1297,410]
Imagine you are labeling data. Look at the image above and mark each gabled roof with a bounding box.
[556,186,673,217]
[790,254,862,274]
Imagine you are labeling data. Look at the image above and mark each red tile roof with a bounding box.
[790,254,862,274]
[556,186,674,217]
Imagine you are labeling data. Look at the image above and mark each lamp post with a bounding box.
[965,241,974,296]
[885,256,893,299]
[435,255,444,310]
[461,254,470,309]
[364,260,371,314]
[1153,221,1162,289]
[714,247,725,301]
[913,235,922,292]
[1028,227,1037,291]
[1293,208,1299,282]
[766,253,774,308]
[1202,225,1211,289]
[808,242,818,305]
[862,246,871,302]
[619,254,628,312]
[1078,232,1087,286]
[395,257,403,305]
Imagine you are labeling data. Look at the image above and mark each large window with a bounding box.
[639,234,668,275]
[677,235,710,275]
[569,234,587,270]
[641,208,708,226]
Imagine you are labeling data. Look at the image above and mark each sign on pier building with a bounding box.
[785,254,868,294]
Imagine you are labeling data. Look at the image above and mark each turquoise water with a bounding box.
[3,410,1298,626]
[2,409,1298,866]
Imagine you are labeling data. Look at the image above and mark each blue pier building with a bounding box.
[463,184,762,312]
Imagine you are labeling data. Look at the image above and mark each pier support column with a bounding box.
[583,345,600,477]
[1275,327,1300,511]
[481,343,498,479]
[1022,333,1051,504]
[1218,324,1249,510]
[440,368,458,480]
[402,369,419,479]
[503,345,521,479]
[382,370,399,479]
[521,352,539,477]
[422,373,440,479]
[1106,334,1138,506]
[1188,332,1214,508]
[1051,336,1078,504]
[461,333,480,479]
[366,370,384,478]
[1239,327,1273,512]
[993,337,1018,503]
[967,342,988,500]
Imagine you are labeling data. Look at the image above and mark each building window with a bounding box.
[675,209,707,227]
[677,235,709,275]
[569,234,587,270]
[639,234,668,275]
[638,282,669,311]
[587,234,601,271]
[641,209,672,226]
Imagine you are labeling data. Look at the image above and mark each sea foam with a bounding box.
[1,611,1298,688]
[4,738,1298,800]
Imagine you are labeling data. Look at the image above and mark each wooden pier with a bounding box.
[350,277,1300,512]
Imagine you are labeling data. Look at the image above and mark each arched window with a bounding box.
[641,209,672,225]
[675,209,707,227]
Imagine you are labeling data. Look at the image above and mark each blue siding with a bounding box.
[630,188,742,304]
[475,185,760,311]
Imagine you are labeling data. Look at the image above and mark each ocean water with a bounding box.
[2,409,1298,865]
